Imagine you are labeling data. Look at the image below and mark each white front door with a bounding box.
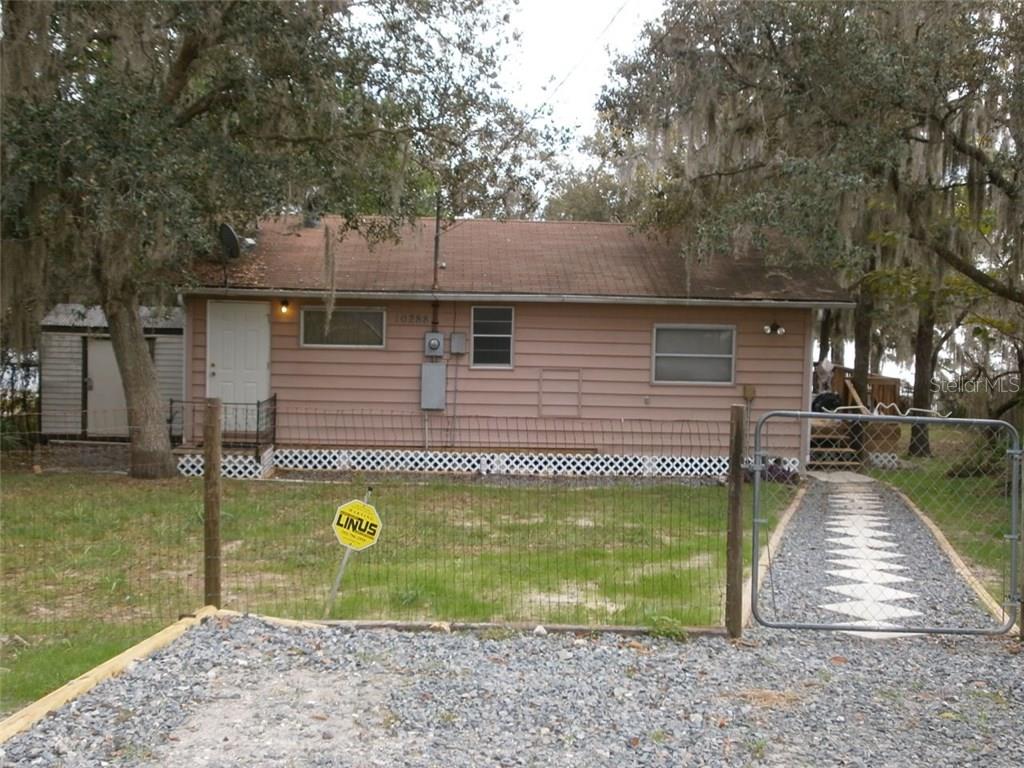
[86,338,130,437]
[206,301,271,432]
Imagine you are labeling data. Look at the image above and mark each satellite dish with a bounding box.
[219,223,240,261]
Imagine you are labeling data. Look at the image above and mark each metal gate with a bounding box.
[751,411,1021,635]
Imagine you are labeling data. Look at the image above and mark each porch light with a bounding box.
[280,299,290,315]
[763,322,786,336]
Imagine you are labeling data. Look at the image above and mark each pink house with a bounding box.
[177,217,850,478]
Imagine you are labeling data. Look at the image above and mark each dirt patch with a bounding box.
[496,515,546,526]
[26,595,156,624]
[628,553,715,580]
[453,518,491,530]
[726,688,802,709]
[521,582,622,615]
[221,573,305,607]
[148,666,399,765]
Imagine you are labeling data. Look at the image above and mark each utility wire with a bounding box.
[540,0,633,105]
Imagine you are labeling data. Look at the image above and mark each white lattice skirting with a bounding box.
[178,447,801,480]
[275,447,753,478]
[868,452,901,470]
[177,448,274,480]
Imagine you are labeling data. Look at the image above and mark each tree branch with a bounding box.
[916,232,1024,306]
[692,161,768,181]
[173,84,236,126]
[161,30,206,107]
[990,384,1023,420]
[931,306,971,375]
[935,111,1020,200]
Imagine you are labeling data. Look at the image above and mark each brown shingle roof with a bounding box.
[188,216,850,304]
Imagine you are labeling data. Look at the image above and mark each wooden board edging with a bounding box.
[0,606,219,744]
[742,484,807,629]
[887,486,1020,635]
[320,619,725,638]
[216,609,725,638]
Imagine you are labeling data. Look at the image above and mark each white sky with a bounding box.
[503,0,666,165]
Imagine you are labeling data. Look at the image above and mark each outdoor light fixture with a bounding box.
[763,322,786,336]
[280,299,290,315]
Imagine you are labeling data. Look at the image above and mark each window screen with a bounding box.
[472,307,513,366]
[653,326,734,383]
[302,308,385,347]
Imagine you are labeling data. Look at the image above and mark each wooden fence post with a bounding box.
[203,398,222,608]
[726,403,746,639]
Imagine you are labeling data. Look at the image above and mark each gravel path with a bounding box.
[4,613,1023,767]
[758,477,1007,632]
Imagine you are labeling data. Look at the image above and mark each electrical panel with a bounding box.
[449,332,467,355]
[424,331,444,357]
[421,362,446,410]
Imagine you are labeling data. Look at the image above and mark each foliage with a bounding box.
[1,0,551,340]
[543,165,636,222]
[0,0,556,474]
[598,1,1022,305]
[543,136,644,222]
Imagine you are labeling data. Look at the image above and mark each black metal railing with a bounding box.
[255,394,277,454]
[168,395,278,454]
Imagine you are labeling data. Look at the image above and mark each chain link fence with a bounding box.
[753,411,1021,634]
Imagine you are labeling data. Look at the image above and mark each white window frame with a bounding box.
[471,306,515,369]
[651,324,736,385]
[299,306,387,349]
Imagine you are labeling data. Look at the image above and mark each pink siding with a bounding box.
[187,297,810,457]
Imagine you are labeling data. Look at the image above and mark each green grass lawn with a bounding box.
[867,424,1018,603]
[1,470,794,714]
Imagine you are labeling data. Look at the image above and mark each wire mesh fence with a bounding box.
[1,417,204,711]
[753,411,1021,634]
[4,404,792,711]
[5,401,1019,715]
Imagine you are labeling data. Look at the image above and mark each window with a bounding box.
[301,307,385,348]
[652,325,734,383]
[472,306,513,367]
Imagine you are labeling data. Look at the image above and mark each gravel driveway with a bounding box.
[4,614,1022,767]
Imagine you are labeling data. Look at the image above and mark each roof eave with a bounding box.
[179,286,854,310]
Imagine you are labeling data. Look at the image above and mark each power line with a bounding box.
[541,0,633,104]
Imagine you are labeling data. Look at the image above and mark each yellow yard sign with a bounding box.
[332,499,382,551]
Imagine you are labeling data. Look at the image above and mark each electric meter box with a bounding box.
[424,331,444,357]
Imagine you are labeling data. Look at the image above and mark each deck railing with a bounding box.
[826,365,902,411]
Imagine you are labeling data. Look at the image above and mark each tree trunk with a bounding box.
[869,331,884,375]
[103,292,176,478]
[852,283,874,408]
[909,292,936,457]
[816,309,832,363]
[832,312,846,365]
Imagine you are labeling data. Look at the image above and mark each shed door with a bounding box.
[206,301,270,431]
[85,338,129,437]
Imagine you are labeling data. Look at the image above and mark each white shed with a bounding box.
[40,304,184,438]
